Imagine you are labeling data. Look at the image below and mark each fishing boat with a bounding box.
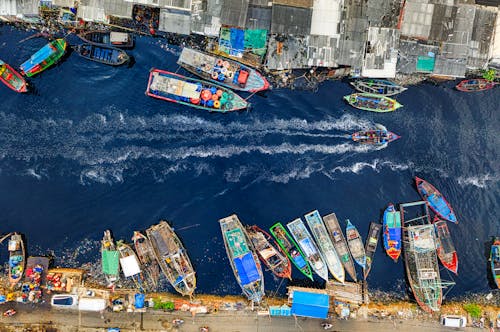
[304,210,345,283]
[287,218,328,281]
[363,222,381,280]
[74,43,130,66]
[269,222,313,280]
[491,237,500,288]
[132,231,160,291]
[177,47,270,93]
[432,217,458,274]
[146,69,248,113]
[20,39,66,77]
[455,78,496,92]
[146,221,196,297]
[101,230,120,286]
[116,240,143,290]
[383,203,402,262]
[247,225,292,280]
[0,59,28,93]
[415,176,457,223]
[322,213,357,282]
[219,215,264,303]
[350,79,407,96]
[345,220,366,269]
[352,124,400,145]
[8,233,25,287]
[79,30,134,49]
[343,93,402,112]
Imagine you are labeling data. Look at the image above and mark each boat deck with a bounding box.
[226,228,250,257]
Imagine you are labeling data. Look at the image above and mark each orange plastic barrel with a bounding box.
[216,89,223,97]
[211,94,219,101]
[211,71,218,79]
[190,98,200,104]
[216,59,223,67]
[201,90,212,101]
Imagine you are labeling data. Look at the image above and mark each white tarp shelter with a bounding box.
[310,0,341,37]
[119,255,141,277]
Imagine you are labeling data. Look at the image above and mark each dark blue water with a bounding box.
[0,25,499,297]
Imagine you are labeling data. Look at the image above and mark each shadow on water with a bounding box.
[127,55,136,68]
[484,238,497,289]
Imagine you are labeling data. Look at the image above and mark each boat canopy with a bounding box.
[234,252,259,286]
[178,48,216,73]
[119,255,141,277]
[259,247,277,260]
[110,32,129,44]
[299,238,317,256]
[291,290,329,319]
[21,43,57,71]
[150,72,200,99]
[102,250,119,275]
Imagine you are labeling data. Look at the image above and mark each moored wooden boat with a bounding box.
[146,69,248,113]
[147,221,196,297]
[350,78,407,96]
[8,233,25,287]
[491,237,500,288]
[344,93,402,112]
[455,78,496,92]
[79,30,134,49]
[116,240,143,291]
[101,230,120,286]
[432,217,458,274]
[363,222,382,280]
[269,222,313,281]
[345,220,366,269]
[20,39,66,77]
[287,218,328,282]
[247,225,292,280]
[178,48,270,93]
[322,213,357,282]
[304,210,345,283]
[352,124,400,145]
[75,43,130,66]
[415,176,457,223]
[132,231,160,291]
[383,203,402,262]
[219,215,264,303]
[0,59,28,93]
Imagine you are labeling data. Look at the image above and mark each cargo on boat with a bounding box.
[20,39,66,77]
[363,222,382,280]
[352,124,400,145]
[132,231,160,291]
[269,222,313,280]
[146,69,248,113]
[322,213,357,282]
[304,210,345,283]
[101,230,120,287]
[491,237,500,288]
[345,220,366,270]
[8,233,25,288]
[383,203,402,262]
[455,78,496,92]
[415,176,457,223]
[79,30,134,49]
[350,79,407,96]
[146,221,196,297]
[433,217,458,274]
[75,44,130,66]
[344,93,402,112]
[0,59,27,93]
[177,47,270,93]
[116,240,143,291]
[219,215,264,303]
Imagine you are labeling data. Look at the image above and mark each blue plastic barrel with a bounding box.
[207,100,214,107]
[210,87,217,94]
[135,293,145,309]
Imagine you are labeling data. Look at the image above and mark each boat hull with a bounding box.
[491,238,500,288]
[350,79,407,96]
[0,60,28,93]
[455,78,496,92]
[132,231,160,291]
[433,217,458,274]
[79,31,134,49]
[415,176,457,223]
[351,130,400,145]
[75,44,130,66]
[345,220,366,269]
[363,222,382,280]
[383,203,402,262]
[20,39,66,77]
[344,93,402,112]
[8,233,25,287]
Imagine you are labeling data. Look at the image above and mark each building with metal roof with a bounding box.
[397,39,439,74]
[102,0,133,18]
[124,0,193,11]
[52,0,75,7]
[467,5,497,69]
[266,34,309,69]
[220,0,249,27]
[399,0,434,40]
[271,5,312,35]
[366,0,402,28]
[310,0,342,37]
[78,0,108,23]
[361,27,400,78]
[0,0,39,16]
[159,8,191,34]
[190,0,222,36]
[246,5,272,30]
[306,35,339,67]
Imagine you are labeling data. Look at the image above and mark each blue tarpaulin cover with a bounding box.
[134,293,145,309]
[291,291,329,319]
[234,252,259,286]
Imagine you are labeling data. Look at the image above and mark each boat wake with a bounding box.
[457,174,499,189]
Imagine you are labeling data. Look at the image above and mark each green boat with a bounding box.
[20,39,67,77]
[344,93,402,113]
[269,222,313,280]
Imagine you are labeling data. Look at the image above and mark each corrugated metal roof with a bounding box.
[310,0,342,37]
[272,0,312,8]
[125,0,192,11]
[245,5,271,30]
[220,0,249,27]
[396,39,439,74]
[52,0,75,7]
[467,5,496,68]
[361,27,399,78]
[433,56,466,77]
[265,34,309,69]
[78,5,108,22]
[400,0,434,39]
[271,5,311,35]
[306,35,339,67]
[190,0,222,36]
[16,0,39,16]
[249,0,271,6]
[102,0,133,18]
[366,0,402,29]
[0,0,17,15]
[159,8,191,34]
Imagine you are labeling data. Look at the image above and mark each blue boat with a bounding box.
[415,176,457,223]
[383,203,402,262]
[345,220,366,269]
[75,43,130,66]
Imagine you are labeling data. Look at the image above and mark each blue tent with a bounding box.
[234,252,259,286]
[291,291,329,319]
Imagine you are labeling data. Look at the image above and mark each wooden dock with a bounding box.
[325,280,368,305]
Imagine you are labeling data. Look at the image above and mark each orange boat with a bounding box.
[0,59,27,93]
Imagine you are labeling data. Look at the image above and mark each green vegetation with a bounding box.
[153,299,175,311]
[482,68,496,81]
[463,303,482,319]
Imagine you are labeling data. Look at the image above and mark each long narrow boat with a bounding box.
[116,240,143,291]
[383,203,402,262]
[0,59,28,93]
[432,217,458,274]
[247,225,292,280]
[345,220,366,269]
[132,231,160,291]
[101,230,120,287]
[8,233,25,287]
[219,215,264,303]
[344,93,402,112]
[287,218,328,282]
[491,237,500,288]
[350,79,407,96]
[322,213,357,282]
[177,47,270,93]
[363,222,382,280]
[455,78,496,92]
[269,222,313,280]
[146,69,248,113]
[415,176,457,223]
[146,221,196,297]
[79,30,134,49]
[352,124,400,145]
[304,210,345,283]
[20,39,66,77]
[75,43,130,66]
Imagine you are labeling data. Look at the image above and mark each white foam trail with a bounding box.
[25,168,42,180]
[457,174,499,189]
[329,159,413,175]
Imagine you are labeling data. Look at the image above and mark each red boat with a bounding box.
[433,216,458,274]
[455,78,496,92]
[0,59,28,93]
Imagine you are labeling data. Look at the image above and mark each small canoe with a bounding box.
[116,240,143,291]
[491,237,500,288]
[455,78,496,92]
[345,220,366,269]
[0,59,28,93]
[383,203,402,262]
[269,222,313,280]
[352,124,400,145]
[20,39,66,77]
[132,231,160,292]
[344,93,402,112]
[415,176,457,223]
[363,222,382,280]
[177,47,270,93]
[8,233,25,287]
[146,68,248,113]
[350,79,407,96]
[433,216,458,274]
[75,43,130,66]
[79,30,134,49]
